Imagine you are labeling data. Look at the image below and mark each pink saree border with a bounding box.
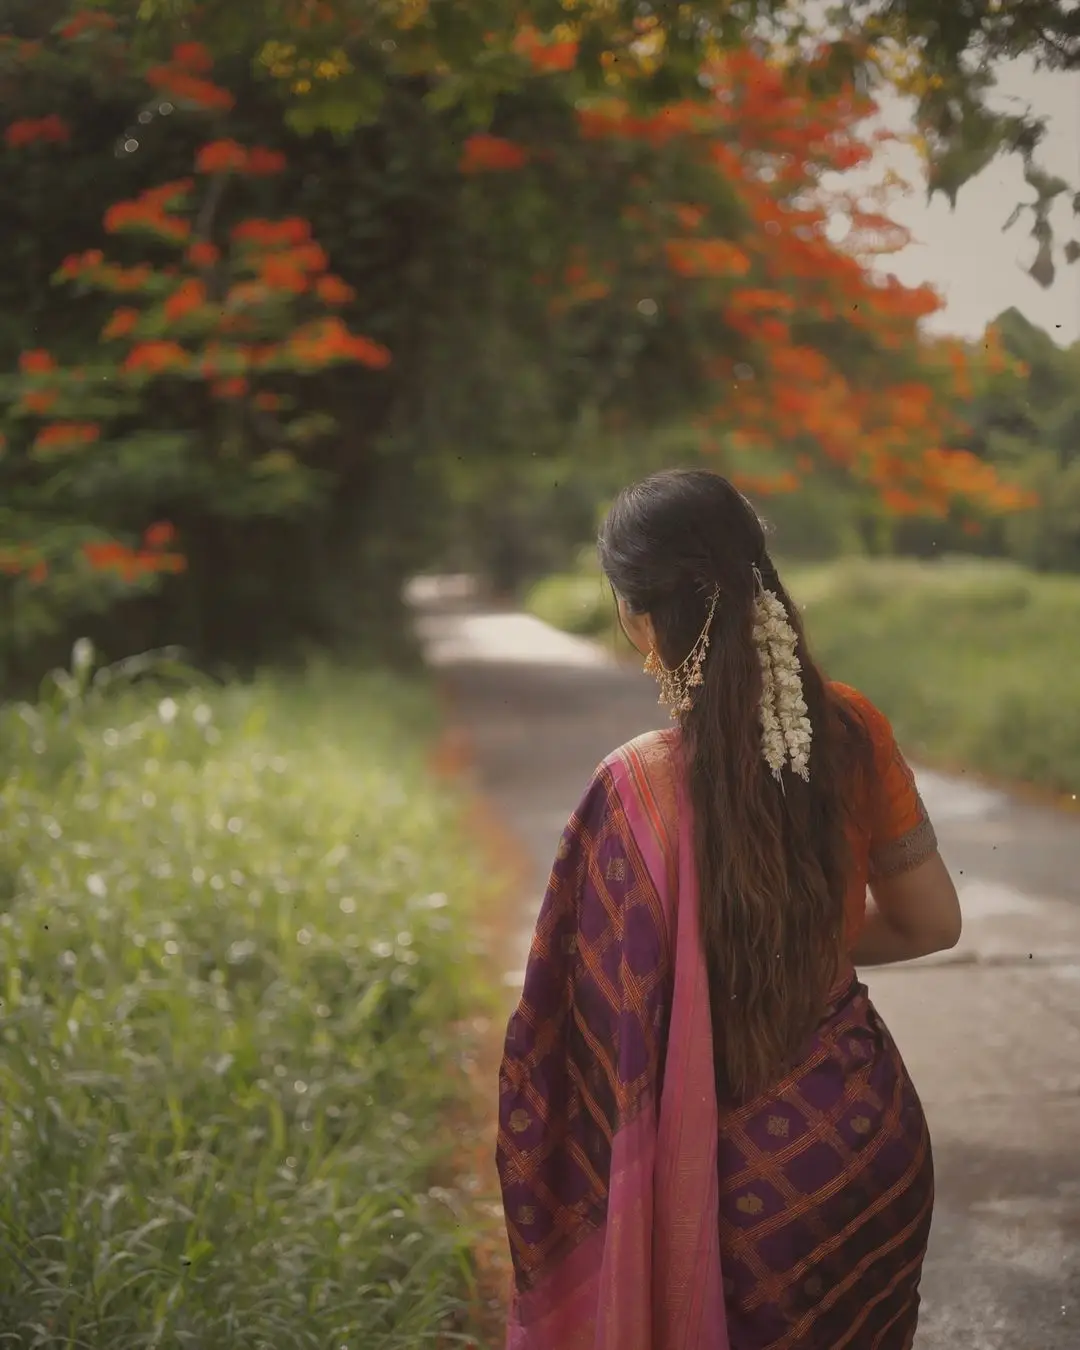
[504,731,729,1350]
[608,737,729,1350]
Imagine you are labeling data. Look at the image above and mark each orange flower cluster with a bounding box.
[459,134,529,174]
[103,308,140,340]
[259,255,310,293]
[543,247,615,314]
[146,64,234,112]
[196,141,287,175]
[5,114,71,149]
[60,9,119,40]
[83,539,186,579]
[187,240,220,268]
[96,263,156,293]
[919,447,1037,512]
[19,349,55,375]
[20,389,59,414]
[289,318,391,370]
[665,238,751,279]
[513,27,578,74]
[673,203,706,232]
[315,274,355,306]
[228,216,342,296]
[104,181,193,244]
[219,282,268,317]
[728,289,797,316]
[31,422,101,455]
[123,341,190,375]
[558,43,1030,517]
[730,471,801,496]
[57,248,104,280]
[172,42,213,73]
[211,376,248,399]
[231,217,311,248]
[577,101,705,147]
[144,521,177,549]
[163,278,209,323]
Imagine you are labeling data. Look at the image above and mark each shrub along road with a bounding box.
[0,663,490,1347]
[415,580,1080,1350]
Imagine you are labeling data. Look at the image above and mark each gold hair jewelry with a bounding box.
[644,586,720,717]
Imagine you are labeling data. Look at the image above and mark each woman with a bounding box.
[496,470,961,1350]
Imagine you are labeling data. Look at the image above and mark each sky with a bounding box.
[832,58,1080,346]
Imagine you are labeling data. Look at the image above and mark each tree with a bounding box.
[963,310,1080,571]
[806,0,1080,287]
[0,1,1035,686]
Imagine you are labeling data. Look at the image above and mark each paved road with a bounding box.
[415,585,1080,1350]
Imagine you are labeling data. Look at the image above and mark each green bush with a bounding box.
[791,557,1080,795]
[525,563,614,640]
[0,655,492,1347]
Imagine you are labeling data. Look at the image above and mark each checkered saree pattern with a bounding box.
[497,763,670,1293]
[497,747,935,1349]
[717,981,934,1349]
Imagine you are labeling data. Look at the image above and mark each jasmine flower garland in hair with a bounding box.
[752,569,812,782]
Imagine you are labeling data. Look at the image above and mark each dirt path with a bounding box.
[415,581,1080,1350]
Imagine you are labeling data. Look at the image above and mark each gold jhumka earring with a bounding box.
[644,586,720,717]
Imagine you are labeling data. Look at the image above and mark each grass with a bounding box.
[0,651,497,1348]
[526,554,1080,799]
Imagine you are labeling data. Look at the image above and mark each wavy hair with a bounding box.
[598,469,870,1101]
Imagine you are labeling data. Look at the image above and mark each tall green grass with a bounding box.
[792,557,1080,795]
[0,652,493,1347]
[526,554,1080,796]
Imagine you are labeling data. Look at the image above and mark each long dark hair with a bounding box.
[598,469,869,1101]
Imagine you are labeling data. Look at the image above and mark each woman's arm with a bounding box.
[851,852,962,967]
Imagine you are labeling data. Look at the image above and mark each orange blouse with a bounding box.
[832,682,939,950]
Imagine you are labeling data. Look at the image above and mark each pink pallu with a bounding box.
[497,729,730,1350]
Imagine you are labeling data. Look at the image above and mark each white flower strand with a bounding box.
[752,570,812,783]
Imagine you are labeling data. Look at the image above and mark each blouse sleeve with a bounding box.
[837,684,939,881]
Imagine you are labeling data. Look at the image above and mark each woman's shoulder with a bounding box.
[826,683,899,766]
[557,731,681,870]
[599,728,683,845]
[827,681,887,729]
[601,727,682,781]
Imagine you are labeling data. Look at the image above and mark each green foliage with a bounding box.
[526,559,613,639]
[833,0,1080,283]
[3,0,1066,689]
[792,557,1080,795]
[0,651,492,1346]
[0,3,760,683]
[965,310,1080,571]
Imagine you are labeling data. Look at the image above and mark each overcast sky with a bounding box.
[834,58,1080,346]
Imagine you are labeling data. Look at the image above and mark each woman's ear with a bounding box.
[616,596,656,658]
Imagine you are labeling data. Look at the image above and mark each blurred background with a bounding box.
[0,2,1077,1347]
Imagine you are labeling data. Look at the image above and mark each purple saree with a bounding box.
[497,729,934,1350]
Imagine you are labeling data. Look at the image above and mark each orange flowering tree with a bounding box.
[0,15,398,677]
[0,0,1038,681]
[444,34,1031,525]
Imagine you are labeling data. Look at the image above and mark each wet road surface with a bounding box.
[416,585,1080,1349]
